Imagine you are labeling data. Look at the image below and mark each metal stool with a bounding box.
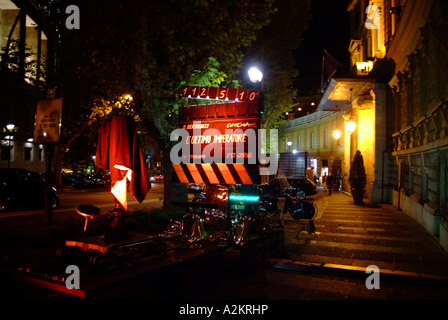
[76,204,101,231]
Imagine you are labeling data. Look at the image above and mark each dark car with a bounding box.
[0,168,59,213]
[287,177,317,200]
[62,173,104,188]
[259,176,293,198]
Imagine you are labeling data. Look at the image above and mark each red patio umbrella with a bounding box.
[96,114,151,211]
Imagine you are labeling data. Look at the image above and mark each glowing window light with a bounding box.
[355,61,373,74]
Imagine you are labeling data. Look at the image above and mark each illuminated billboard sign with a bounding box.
[172,88,261,185]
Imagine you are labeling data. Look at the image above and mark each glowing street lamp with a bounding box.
[248,66,263,83]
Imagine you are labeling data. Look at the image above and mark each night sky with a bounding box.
[295,0,351,95]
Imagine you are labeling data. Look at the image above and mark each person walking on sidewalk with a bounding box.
[322,173,327,192]
[326,173,334,195]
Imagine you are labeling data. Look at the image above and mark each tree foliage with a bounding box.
[134,0,277,209]
[40,0,311,209]
[1,39,46,89]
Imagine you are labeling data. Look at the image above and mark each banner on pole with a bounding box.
[34,98,63,143]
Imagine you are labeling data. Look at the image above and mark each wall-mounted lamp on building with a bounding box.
[333,129,341,140]
[346,121,356,134]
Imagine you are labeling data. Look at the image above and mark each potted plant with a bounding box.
[349,150,366,205]
[331,161,342,191]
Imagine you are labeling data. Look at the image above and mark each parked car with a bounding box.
[287,177,317,200]
[0,168,59,213]
[62,173,107,188]
[62,173,91,188]
[258,176,293,198]
[86,174,107,186]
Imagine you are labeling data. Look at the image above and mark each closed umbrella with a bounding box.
[96,114,151,211]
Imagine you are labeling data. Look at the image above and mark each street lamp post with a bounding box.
[287,140,293,176]
[248,65,264,116]
[6,124,15,168]
[248,66,266,182]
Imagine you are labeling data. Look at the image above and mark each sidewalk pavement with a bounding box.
[275,190,448,280]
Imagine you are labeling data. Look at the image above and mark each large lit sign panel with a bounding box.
[173,88,261,185]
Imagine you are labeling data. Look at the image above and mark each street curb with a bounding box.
[267,258,448,282]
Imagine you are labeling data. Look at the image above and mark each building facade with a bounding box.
[386,0,448,250]
[1,0,53,173]
[282,0,448,251]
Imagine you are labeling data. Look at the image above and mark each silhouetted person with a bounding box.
[327,174,334,195]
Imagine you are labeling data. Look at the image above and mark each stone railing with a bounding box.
[392,101,447,152]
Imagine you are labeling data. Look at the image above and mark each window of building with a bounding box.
[310,132,314,149]
[297,134,301,150]
[25,146,32,161]
[1,145,12,161]
[0,1,47,86]
[323,128,328,148]
[0,1,20,65]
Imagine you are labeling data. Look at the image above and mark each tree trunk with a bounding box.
[54,145,65,186]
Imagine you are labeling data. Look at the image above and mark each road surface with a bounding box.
[0,182,164,219]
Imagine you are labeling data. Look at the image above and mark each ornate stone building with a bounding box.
[282,0,448,251]
[386,0,448,250]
